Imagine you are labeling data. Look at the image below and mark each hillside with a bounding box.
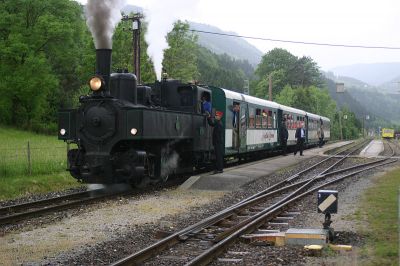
[346,88,400,125]
[324,71,371,90]
[330,62,400,87]
[120,5,263,67]
[324,77,367,117]
[324,76,400,126]
[189,22,263,66]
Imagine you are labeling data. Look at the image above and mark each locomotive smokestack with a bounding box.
[96,49,112,92]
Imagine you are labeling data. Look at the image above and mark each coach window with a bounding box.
[255,108,262,128]
[249,107,255,128]
[284,114,288,128]
[262,109,268,128]
[267,110,273,128]
[273,112,277,128]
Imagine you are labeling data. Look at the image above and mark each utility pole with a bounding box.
[122,13,143,84]
[338,111,343,140]
[268,73,272,101]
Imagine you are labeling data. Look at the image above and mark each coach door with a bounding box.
[239,103,247,153]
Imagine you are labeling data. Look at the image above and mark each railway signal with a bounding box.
[318,189,338,240]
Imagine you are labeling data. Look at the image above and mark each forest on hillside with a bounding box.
[0,0,363,139]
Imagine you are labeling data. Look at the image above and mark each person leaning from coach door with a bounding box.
[207,111,224,174]
[294,123,306,156]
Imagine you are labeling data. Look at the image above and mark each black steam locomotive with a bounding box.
[58,49,330,186]
[59,49,215,186]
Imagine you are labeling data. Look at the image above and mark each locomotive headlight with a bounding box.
[60,128,66,136]
[130,128,138,135]
[89,76,103,91]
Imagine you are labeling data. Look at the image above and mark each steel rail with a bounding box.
[0,190,97,215]
[185,158,397,266]
[0,189,130,225]
[110,140,377,266]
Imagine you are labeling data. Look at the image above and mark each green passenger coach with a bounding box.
[209,86,330,159]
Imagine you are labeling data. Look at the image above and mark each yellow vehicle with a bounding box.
[382,128,395,138]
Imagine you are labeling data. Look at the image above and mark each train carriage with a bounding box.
[382,128,395,139]
[321,116,331,142]
[279,105,307,146]
[306,112,321,145]
[209,87,280,156]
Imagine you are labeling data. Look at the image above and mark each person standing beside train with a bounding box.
[207,111,224,174]
[280,121,289,156]
[294,124,306,156]
[317,125,324,148]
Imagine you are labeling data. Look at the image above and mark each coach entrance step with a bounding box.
[359,140,383,158]
[180,141,352,191]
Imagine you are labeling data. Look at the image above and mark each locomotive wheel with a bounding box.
[132,176,150,188]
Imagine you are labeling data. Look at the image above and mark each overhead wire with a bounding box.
[189,29,400,50]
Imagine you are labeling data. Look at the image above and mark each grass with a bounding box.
[0,172,78,200]
[360,167,400,265]
[0,126,70,177]
[0,126,80,200]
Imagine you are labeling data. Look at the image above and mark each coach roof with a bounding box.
[222,88,280,109]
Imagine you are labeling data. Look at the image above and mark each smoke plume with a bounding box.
[86,0,126,49]
[143,0,200,80]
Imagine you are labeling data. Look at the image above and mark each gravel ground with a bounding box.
[1,141,396,265]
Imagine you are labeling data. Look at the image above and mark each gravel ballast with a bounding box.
[0,151,397,265]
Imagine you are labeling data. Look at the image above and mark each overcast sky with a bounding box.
[78,0,400,70]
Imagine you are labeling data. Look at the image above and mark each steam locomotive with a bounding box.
[58,49,330,186]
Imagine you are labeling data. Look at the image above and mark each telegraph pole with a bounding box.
[268,73,272,101]
[122,13,144,84]
[339,111,343,140]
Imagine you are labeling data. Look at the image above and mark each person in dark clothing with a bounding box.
[280,122,289,156]
[208,111,224,173]
[294,124,306,156]
[317,125,324,148]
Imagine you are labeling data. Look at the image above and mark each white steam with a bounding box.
[86,0,126,49]
[160,151,179,178]
[143,0,200,80]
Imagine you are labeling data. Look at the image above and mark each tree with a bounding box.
[291,56,323,88]
[0,0,88,132]
[274,85,295,106]
[253,69,286,99]
[112,18,156,83]
[163,21,199,82]
[253,49,323,99]
[255,48,297,80]
[196,47,254,91]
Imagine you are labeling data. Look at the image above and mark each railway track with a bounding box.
[0,140,354,228]
[0,188,134,226]
[110,139,397,265]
